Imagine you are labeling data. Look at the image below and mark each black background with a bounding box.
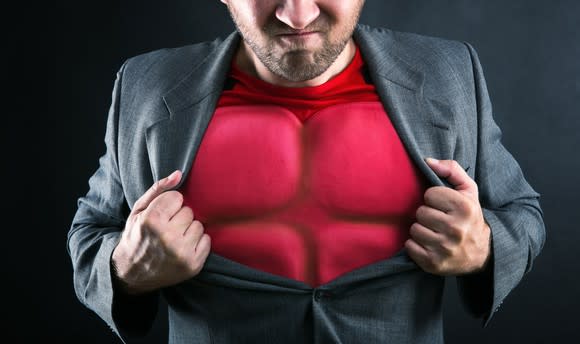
[8,0,579,343]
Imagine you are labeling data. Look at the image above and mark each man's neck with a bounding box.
[235,39,356,88]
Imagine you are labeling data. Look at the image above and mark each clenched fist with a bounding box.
[111,170,211,294]
[405,158,491,276]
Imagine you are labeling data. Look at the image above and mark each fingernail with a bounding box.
[425,157,439,164]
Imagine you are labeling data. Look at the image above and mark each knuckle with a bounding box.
[457,199,473,215]
[151,179,162,193]
[423,188,437,203]
[448,197,462,211]
[181,206,194,222]
[193,220,205,232]
[415,205,428,219]
[132,199,145,212]
[185,206,195,220]
[404,239,414,251]
[409,223,419,237]
[183,222,207,244]
[450,160,461,170]
[447,224,464,240]
[197,235,211,255]
[139,210,160,229]
[175,191,184,203]
[165,190,184,203]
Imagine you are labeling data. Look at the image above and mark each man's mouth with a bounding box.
[277,30,323,43]
[278,30,319,37]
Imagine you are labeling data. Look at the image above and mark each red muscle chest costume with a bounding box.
[181,46,427,287]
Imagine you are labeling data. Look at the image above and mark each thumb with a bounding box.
[425,158,478,198]
[132,170,182,214]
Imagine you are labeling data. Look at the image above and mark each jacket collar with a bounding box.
[163,32,241,114]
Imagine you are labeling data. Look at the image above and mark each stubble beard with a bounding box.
[230,11,361,82]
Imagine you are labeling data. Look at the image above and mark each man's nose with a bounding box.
[275,0,320,30]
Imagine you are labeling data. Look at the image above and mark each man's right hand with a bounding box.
[111,170,211,295]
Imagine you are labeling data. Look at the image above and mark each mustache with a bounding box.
[263,15,330,35]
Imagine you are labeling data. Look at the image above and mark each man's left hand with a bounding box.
[405,158,491,276]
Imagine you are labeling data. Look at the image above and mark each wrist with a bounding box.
[472,221,493,274]
[111,244,142,295]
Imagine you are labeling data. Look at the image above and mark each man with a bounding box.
[67,1,545,343]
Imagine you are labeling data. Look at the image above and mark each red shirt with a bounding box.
[180,46,427,287]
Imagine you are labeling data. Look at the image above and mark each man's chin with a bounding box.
[273,64,327,83]
[282,50,317,64]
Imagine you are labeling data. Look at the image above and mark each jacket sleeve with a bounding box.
[67,61,159,342]
[455,42,546,327]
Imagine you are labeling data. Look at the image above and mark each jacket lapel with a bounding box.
[354,26,453,187]
[146,33,241,187]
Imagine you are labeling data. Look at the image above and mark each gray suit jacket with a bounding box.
[68,24,545,344]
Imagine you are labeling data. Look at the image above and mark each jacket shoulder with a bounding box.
[118,37,227,97]
[356,24,473,65]
[356,24,477,94]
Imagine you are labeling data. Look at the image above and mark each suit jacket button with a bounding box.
[314,290,323,301]
[314,290,330,301]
